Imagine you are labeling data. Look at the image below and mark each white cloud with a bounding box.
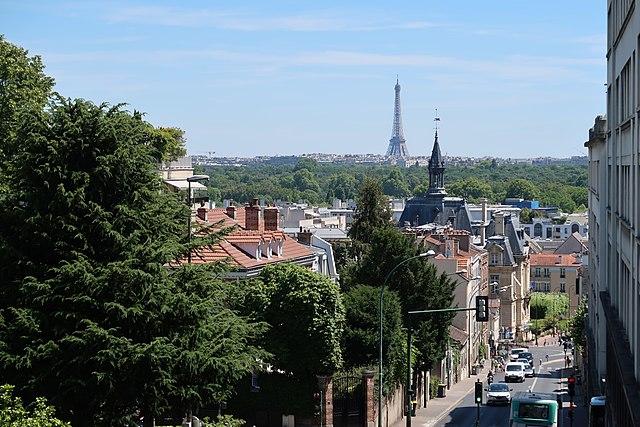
[103,4,437,32]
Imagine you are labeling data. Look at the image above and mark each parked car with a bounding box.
[486,382,512,405]
[505,362,526,382]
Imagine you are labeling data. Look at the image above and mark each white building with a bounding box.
[585,1,640,422]
[520,216,588,240]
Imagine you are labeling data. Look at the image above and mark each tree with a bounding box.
[447,178,493,202]
[0,36,55,185]
[348,177,391,243]
[256,264,345,377]
[382,168,411,197]
[342,285,405,392]
[0,99,266,425]
[346,227,455,370]
[326,172,357,201]
[0,384,69,427]
[505,179,539,200]
[152,126,188,162]
[568,297,587,350]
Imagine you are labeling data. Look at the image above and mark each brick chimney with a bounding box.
[196,207,208,221]
[264,207,279,231]
[226,205,236,219]
[245,198,263,231]
[298,227,313,246]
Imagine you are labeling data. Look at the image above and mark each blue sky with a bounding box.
[1,1,605,157]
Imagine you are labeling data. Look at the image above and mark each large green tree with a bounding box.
[346,227,455,370]
[256,264,345,378]
[0,384,69,427]
[505,178,539,200]
[0,99,265,425]
[348,177,391,243]
[342,285,405,392]
[0,35,55,185]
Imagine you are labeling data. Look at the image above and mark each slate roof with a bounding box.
[486,235,516,265]
[485,213,525,259]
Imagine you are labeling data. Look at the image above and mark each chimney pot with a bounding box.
[226,205,236,219]
[196,207,207,221]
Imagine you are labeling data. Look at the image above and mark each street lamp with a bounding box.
[187,175,209,264]
[378,250,435,427]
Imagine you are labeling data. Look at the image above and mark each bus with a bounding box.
[589,396,605,427]
[510,391,561,426]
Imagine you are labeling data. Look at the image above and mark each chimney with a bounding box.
[298,228,313,246]
[196,207,208,221]
[245,198,263,231]
[264,207,279,231]
[494,211,505,236]
[226,205,236,219]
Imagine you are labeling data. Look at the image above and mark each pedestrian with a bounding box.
[539,358,542,367]
[546,354,549,363]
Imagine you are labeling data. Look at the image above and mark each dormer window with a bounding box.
[490,252,501,265]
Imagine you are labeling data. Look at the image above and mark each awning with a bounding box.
[164,180,208,190]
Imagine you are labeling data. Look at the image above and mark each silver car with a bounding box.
[517,358,535,377]
[486,382,512,405]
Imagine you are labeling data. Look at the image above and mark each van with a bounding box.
[505,362,526,382]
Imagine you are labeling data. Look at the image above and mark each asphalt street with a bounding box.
[433,343,583,427]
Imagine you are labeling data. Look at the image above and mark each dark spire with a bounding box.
[428,110,446,194]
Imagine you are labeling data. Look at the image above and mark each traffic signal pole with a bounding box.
[405,297,490,427]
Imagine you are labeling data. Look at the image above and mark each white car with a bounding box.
[517,359,535,377]
[505,362,526,382]
[486,382,512,405]
[509,348,528,361]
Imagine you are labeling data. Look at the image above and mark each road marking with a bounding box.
[427,381,479,427]
[531,358,563,391]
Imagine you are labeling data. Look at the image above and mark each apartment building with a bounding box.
[583,1,640,423]
[529,253,584,314]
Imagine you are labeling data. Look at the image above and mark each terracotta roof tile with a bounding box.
[530,253,581,267]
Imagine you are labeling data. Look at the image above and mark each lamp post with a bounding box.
[186,175,209,264]
[378,250,435,427]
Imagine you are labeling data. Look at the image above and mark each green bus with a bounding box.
[510,391,562,426]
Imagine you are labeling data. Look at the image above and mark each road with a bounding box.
[433,343,583,426]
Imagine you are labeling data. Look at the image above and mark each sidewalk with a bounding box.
[391,365,491,427]
[558,366,588,426]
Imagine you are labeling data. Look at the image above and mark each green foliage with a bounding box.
[0,99,266,425]
[530,292,569,320]
[568,297,587,350]
[0,384,69,427]
[342,285,405,393]
[153,126,188,162]
[202,415,245,427]
[0,35,55,155]
[429,375,441,399]
[257,264,345,377]
[447,178,493,202]
[348,177,392,243]
[344,227,455,371]
[200,162,587,213]
[505,179,539,200]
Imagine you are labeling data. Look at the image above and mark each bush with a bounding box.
[429,375,441,399]
[0,384,69,426]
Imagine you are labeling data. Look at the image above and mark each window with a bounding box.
[534,267,541,277]
[546,228,552,238]
[543,283,550,292]
[575,277,580,295]
[560,268,566,278]
[490,282,499,294]
[543,268,550,278]
[490,253,501,265]
[534,223,542,237]
[560,283,566,293]
[490,274,500,284]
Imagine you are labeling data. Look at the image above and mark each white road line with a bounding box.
[531,358,563,391]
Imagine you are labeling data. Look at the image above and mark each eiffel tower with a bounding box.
[386,78,409,158]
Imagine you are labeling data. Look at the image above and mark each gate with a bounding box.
[332,375,363,427]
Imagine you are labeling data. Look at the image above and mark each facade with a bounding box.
[529,253,584,314]
[584,2,640,422]
[484,211,531,342]
[520,216,589,241]
[159,156,208,206]
[420,228,489,384]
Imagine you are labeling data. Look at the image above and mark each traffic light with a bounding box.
[567,375,576,398]
[475,296,489,322]
[475,380,483,404]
